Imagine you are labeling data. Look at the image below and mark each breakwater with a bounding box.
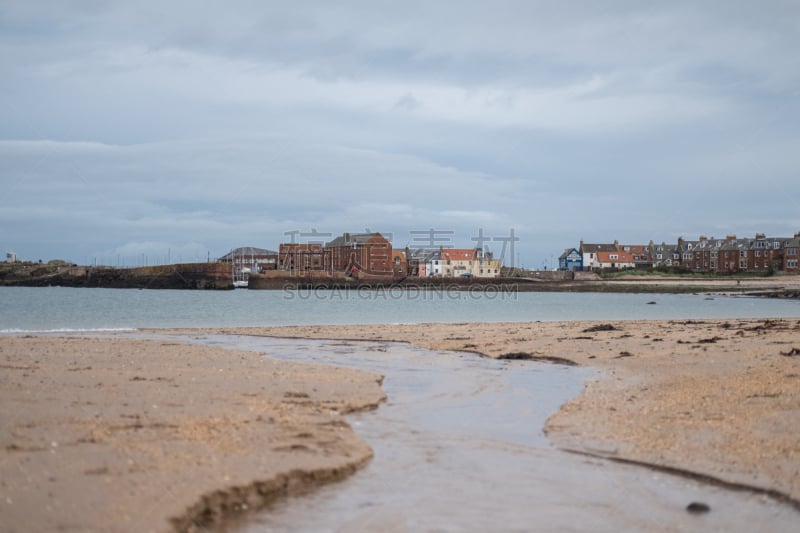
[0,263,232,290]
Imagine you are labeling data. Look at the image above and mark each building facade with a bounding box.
[785,235,800,272]
[278,243,325,273]
[219,247,278,272]
[558,248,582,271]
[569,232,800,274]
[325,232,393,276]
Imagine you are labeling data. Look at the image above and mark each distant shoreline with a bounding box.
[3,261,800,297]
[4,272,800,297]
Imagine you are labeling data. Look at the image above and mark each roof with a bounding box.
[619,244,649,254]
[719,238,749,251]
[219,247,278,261]
[326,232,388,247]
[653,242,678,253]
[559,248,580,260]
[596,251,635,263]
[693,238,723,251]
[748,236,791,250]
[409,249,440,261]
[279,243,323,250]
[580,243,617,254]
[441,249,477,262]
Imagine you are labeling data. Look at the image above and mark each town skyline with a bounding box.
[10,226,800,276]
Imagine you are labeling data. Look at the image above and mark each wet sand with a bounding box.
[2,317,800,531]
[208,318,800,504]
[0,336,385,532]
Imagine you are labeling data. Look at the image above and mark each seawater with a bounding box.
[1,286,798,331]
[185,335,797,533]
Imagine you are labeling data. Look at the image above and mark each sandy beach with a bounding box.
[2,317,799,531]
[0,336,385,532]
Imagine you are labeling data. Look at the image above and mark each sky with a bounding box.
[2,1,799,269]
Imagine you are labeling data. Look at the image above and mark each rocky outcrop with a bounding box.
[0,262,233,289]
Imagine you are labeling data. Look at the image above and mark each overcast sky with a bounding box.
[2,1,799,268]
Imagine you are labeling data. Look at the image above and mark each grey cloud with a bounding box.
[1,1,799,266]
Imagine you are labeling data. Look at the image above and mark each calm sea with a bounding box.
[0,286,797,331]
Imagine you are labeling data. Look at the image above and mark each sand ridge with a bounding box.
[0,335,385,532]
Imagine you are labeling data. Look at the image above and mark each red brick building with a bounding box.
[325,232,393,276]
[744,234,784,273]
[278,243,325,273]
[785,234,800,272]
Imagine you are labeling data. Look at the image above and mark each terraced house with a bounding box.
[678,233,794,274]
[785,235,800,273]
[571,232,800,274]
[412,247,500,278]
[439,248,501,278]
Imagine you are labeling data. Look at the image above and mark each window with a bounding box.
[755,250,761,257]
[610,254,618,260]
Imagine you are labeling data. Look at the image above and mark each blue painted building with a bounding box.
[558,248,583,271]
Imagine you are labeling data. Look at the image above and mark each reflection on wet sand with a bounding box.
[199,336,797,533]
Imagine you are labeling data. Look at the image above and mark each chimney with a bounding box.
[726,234,737,241]
[699,235,707,242]
[344,232,350,243]
[755,233,765,239]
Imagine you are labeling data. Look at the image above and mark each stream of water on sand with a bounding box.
[174,335,798,533]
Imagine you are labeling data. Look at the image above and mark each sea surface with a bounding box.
[1,286,798,331]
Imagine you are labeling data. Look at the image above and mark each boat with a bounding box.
[231,251,250,288]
